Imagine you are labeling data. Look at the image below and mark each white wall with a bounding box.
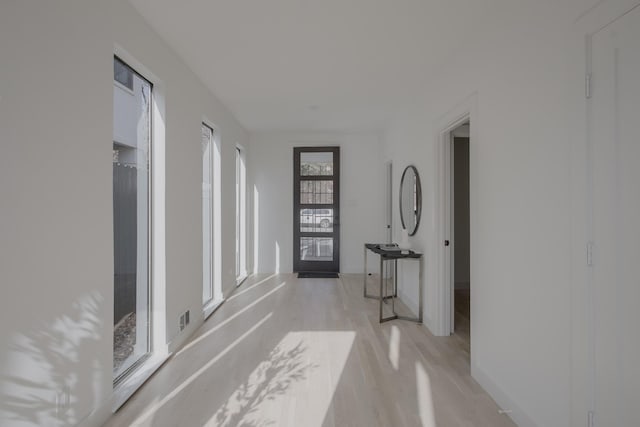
[382,1,602,426]
[0,1,248,426]
[249,132,385,274]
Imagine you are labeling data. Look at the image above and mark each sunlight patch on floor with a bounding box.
[176,282,286,357]
[208,330,356,427]
[389,325,401,370]
[130,313,273,426]
[416,361,436,427]
[226,274,277,302]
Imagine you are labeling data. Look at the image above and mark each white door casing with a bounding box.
[589,4,640,426]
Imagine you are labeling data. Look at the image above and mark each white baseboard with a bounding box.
[74,351,171,426]
[471,361,538,427]
[203,298,225,320]
[76,399,112,427]
[168,318,201,355]
[112,351,171,412]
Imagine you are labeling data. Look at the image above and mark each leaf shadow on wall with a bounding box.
[0,292,105,426]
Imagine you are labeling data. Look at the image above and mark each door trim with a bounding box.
[435,94,477,337]
[293,146,340,273]
[573,3,640,424]
[581,4,640,424]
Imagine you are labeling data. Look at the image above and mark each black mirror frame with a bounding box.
[399,165,422,236]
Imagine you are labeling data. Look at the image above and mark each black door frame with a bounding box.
[293,146,340,273]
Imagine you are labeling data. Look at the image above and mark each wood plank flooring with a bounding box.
[104,274,516,427]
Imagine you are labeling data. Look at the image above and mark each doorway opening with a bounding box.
[293,147,340,274]
[436,96,476,340]
[449,123,470,351]
[435,94,477,343]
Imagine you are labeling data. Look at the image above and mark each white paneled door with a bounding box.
[590,5,640,426]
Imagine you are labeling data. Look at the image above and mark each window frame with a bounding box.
[112,55,153,386]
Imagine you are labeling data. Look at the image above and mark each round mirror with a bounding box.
[399,165,422,236]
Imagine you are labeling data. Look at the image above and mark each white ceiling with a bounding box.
[130,0,492,132]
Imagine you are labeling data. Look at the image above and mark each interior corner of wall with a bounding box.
[470,362,538,427]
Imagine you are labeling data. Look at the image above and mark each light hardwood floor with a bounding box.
[454,288,471,359]
[104,274,516,427]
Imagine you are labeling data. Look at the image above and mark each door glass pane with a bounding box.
[300,237,333,261]
[301,152,333,176]
[300,180,333,204]
[113,57,151,380]
[300,208,334,232]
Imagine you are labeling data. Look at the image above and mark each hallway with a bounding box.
[105,274,515,427]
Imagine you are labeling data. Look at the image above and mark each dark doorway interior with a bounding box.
[453,132,470,348]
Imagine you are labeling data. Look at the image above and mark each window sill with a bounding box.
[203,298,225,320]
[236,274,248,287]
[112,351,171,412]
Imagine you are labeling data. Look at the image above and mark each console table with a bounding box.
[363,243,423,323]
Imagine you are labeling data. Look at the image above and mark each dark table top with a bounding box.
[365,243,422,259]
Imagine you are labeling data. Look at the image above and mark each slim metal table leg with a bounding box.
[394,259,398,297]
[392,259,396,316]
[418,257,423,323]
[363,244,367,297]
[379,256,384,322]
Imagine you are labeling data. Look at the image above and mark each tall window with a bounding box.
[202,124,214,304]
[235,146,246,282]
[202,123,222,312]
[112,56,152,381]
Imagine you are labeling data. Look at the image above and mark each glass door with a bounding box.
[293,147,340,272]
